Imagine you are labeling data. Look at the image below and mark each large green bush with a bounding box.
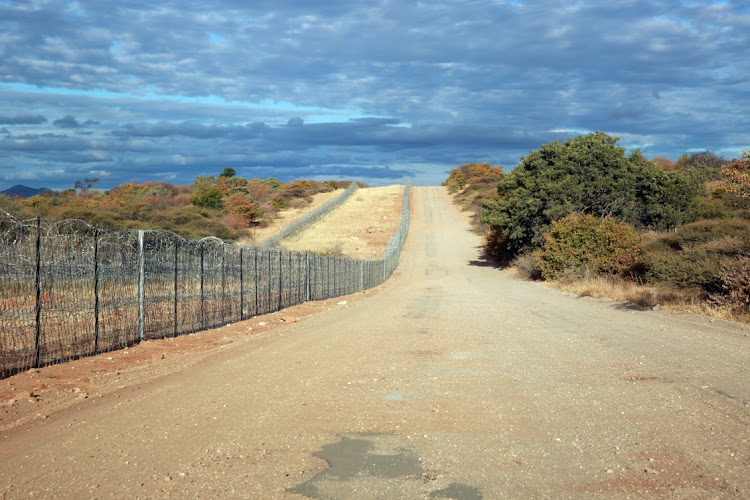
[480,132,705,255]
[536,213,643,280]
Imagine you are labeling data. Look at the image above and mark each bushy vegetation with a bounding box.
[446,133,750,321]
[480,132,708,255]
[442,163,504,231]
[2,172,364,241]
[536,214,643,281]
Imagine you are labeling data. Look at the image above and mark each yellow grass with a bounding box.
[280,185,404,259]
[237,190,342,245]
[550,275,750,324]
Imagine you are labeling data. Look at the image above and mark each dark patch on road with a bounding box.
[404,295,441,319]
[288,436,421,498]
[430,482,483,499]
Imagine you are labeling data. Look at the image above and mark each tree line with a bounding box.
[0,168,365,241]
[444,132,750,320]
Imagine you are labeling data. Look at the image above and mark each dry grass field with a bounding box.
[237,189,342,245]
[280,185,404,259]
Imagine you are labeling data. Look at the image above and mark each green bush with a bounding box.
[480,132,704,255]
[189,184,225,210]
[271,195,288,211]
[536,214,643,280]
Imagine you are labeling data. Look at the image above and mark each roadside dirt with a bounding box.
[0,289,383,434]
[1,187,748,499]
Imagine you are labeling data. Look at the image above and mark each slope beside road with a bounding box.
[1,186,748,499]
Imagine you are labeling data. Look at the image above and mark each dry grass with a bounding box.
[280,185,404,259]
[551,276,750,324]
[237,190,342,245]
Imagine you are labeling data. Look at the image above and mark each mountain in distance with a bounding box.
[1,185,50,198]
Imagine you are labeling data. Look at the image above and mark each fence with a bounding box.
[0,183,411,378]
[259,182,359,247]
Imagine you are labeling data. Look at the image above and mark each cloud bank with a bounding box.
[1,0,748,190]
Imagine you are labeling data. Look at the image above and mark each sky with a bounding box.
[1,0,749,191]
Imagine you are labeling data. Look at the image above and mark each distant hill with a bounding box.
[1,185,50,198]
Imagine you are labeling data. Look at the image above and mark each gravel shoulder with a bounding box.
[1,186,748,499]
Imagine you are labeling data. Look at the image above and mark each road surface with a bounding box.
[1,186,749,499]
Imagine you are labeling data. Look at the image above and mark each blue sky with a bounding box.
[1,0,749,190]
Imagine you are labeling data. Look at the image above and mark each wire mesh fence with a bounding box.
[259,182,359,247]
[0,183,411,378]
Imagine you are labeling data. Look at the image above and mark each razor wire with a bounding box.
[259,182,359,247]
[0,182,411,378]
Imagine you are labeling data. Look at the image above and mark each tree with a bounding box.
[225,194,262,226]
[189,179,225,210]
[75,177,99,194]
[480,131,702,256]
[717,151,750,208]
[221,168,236,178]
[677,151,725,170]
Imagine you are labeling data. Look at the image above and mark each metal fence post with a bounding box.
[278,248,283,310]
[267,249,271,313]
[174,241,178,337]
[254,247,259,316]
[138,230,145,342]
[221,244,226,325]
[93,228,100,354]
[306,253,310,302]
[240,247,244,320]
[200,241,205,330]
[34,217,42,368]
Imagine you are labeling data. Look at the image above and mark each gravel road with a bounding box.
[1,186,748,499]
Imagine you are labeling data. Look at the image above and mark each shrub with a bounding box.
[717,151,750,208]
[190,184,225,210]
[483,226,513,265]
[512,252,542,280]
[271,195,288,211]
[536,213,643,280]
[708,259,750,312]
[643,218,750,290]
[480,132,704,255]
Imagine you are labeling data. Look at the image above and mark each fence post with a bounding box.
[267,249,271,313]
[221,244,226,325]
[278,248,283,310]
[240,247,244,320]
[306,253,310,302]
[173,241,178,337]
[93,228,100,355]
[34,217,42,368]
[138,230,145,342]
[254,247,259,316]
[200,241,205,330]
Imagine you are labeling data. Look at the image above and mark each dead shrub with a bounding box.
[708,259,750,313]
[512,253,542,280]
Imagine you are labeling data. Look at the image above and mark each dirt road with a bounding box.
[1,187,749,499]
